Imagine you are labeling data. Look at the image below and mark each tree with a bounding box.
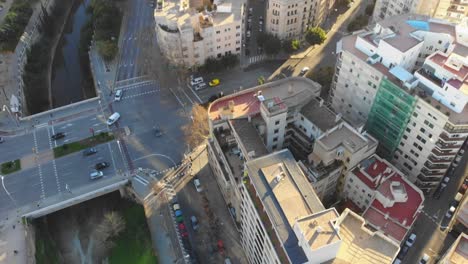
[305,27,326,46]
[283,39,301,54]
[97,40,118,61]
[96,211,125,246]
[183,104,209,150]
[347,15,369,32]
[258,76,265,85]
[263,34,281,55]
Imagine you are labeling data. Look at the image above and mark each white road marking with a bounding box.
[33,130,46,199]
[92,123,101,127]
[121,89,159,100]
[108,142,118,173]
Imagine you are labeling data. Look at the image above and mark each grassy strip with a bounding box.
[1,159,21,174]
[53,132,114,158]
[0,0,33,52]
[109,204,158,264]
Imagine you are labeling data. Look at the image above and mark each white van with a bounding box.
[190,77,204,87]
[107,112,121,126]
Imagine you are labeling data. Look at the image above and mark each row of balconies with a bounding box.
[424,160,449,170]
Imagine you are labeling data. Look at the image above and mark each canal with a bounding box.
[50,0,95,108]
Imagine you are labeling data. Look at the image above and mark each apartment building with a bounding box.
[154,0,243,67]
[373,0,468,24]
[330,15,468,193]
[343,155,425,242]
[438,233,468,264]
[265,0,335,40]
[299,121,378,201]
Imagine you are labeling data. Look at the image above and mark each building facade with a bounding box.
[154,0,243,67]
[330,15,468,193]
[265,0,335,40]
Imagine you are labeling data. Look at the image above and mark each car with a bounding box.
[0,137,4,143]
[259,19,263,25]
[248,7,253,13]
[419,254,430,264]
[257,46,263,54]
[300,66,310,75]
[154,126,163,137]
[194,177,203,192]
[83,148,98,156]
[259,26,263,32]
[245,49,250,56]
[247,17,252,23]
[178,223,187,231]
[190,76,204,87]
[95,162,109,170]
[89,170,104,180]
[173,203,180,211]
[209,79,220,87]
[393,259,402,264]
[397,245,410,260]
[460,178,468,194]
[114,89,123,101]
[175,209,184,223]
[190,216,199,231]
[225,258,232,264]
[51,132,65,140]
[193,82,207,91]
[458,149,465,156]
[106,112,120,126]
[405,233,416,247]
[433,186,444,199]
[446,206,456,218]
[441,176,450,187]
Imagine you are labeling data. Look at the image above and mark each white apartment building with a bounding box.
[265,0,335,40]
[373,0,468,24]
[330,15,468,193]
[154,0,244,68]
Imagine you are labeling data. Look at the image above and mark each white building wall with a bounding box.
[343,172,376,211]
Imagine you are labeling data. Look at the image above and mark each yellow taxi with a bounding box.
[209,78,220,87]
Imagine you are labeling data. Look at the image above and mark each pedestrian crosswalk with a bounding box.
[248,55,266,64]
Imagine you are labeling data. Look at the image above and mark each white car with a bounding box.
[106,112,121,126]
[446,206,456,218]
[419,254,430,264]
[193,82,207,91]
[441,176,450,187]
[89,170,104,180]
[300,67,310,75]
[190,76,204,87]
[114,89,123,101]
[405,233,416,247]
[194,177,202,192]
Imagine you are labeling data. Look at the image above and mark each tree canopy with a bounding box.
[305,27,327,46]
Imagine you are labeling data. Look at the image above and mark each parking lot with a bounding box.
[189,61,283,103]
[172,148,247,264]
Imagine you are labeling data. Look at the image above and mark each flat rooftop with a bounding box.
[246,149,325,263]
[327,209,399,264]
[300,97,340,132]
[352,155,394,189]
[447,233,468,264]
[209,77,321,121]
[295,209,341,251]
[230,118,268,158]
[316,123,377,154]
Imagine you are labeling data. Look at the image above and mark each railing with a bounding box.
[417,174,442,183]
[424,161,449,170]
[431,147,456,157]
[436,140,462,150]
[428,154,452,164]
[439,132,465,142]
[421,168,445,176]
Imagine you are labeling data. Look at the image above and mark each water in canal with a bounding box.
[50,0,95,108]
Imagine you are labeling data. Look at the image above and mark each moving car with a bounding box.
[419,254,430,264]
[0,137,4,143]
[194,177,202,192]
[107,112,121,126]
[89,170,104,180]
[51,132,65,140]
[209,79,220,87]
[190,216,199,231]
[405,233,417,247]
[83,148,98,156]
[300,66,310,75]
[95,162,109,170]
[114,89,123,101]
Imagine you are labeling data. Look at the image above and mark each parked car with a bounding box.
[95,162,109,170]
[433,186,444,199]
[190,216,199,231]
[209,79,220,87]
[460,178,468,194]
[419,254,430,264]
[190,76,204,87]
[405,233,417,247]
[114,89,123,101]
[0,137,4,143]
[173,203,180,211]
[441,176,450,188]
[194,177,203,192]
[83,148,98,156]
[154,126,163,137]
[51,132,65,140]
[107,112,121,126]
[193,82,207,91]
[397,245,410,260]
[89,170,104,180]
[446,206,456,219]
[175,210,184,223]
[225,258,232,264]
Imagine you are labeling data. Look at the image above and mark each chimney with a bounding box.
[319,98,324,107]
[335,113,342,122]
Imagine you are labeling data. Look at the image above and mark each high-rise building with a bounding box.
[154,0,244,67]
[373,0,468,24]
[330,15,468,193]
[265,0,335,40]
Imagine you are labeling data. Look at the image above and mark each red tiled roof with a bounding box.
[429,53,468,83]
[363,174,424,242]
[209,91,261,120]
[342,199,363,214]
[364,207,408,242]
[352,159,393,189]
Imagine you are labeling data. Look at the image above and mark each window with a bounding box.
[275,120,280,125]
[274,129,279,134]
[216,31,220,34]
[272,144,277,150]
[273,137,278,142]
[349,178,354,183]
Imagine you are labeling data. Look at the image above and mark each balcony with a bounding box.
[431,147,456,157]
[417,174,442,183]
[286,124,314,145]
[415,68,443,88]
[424,161,449,170]
[436,140,462,150]
[428,154,452,164]
[439,132,465,142]
[421,168,445,176]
